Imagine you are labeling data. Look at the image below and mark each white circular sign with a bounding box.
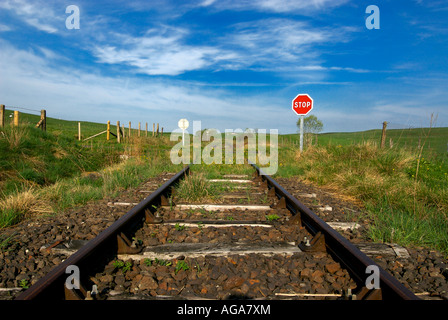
[178,119,189,130]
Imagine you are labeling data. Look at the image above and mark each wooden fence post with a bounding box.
[138,122,141,137]
[107,121,111,141]
[117,121,121,143]
[0,105,5,128]
[78,122,81,141]
[380,121,387,148]
[40,109,46,131]
[156,123,159,137]
[161,127,164,136]
[13,111,19,127]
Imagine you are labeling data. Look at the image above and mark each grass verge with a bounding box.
[275,141,448,256]
[0,121,182,228]
[0,124,121,197]
[1,156,182,228]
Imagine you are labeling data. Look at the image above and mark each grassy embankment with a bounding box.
[277,127,448,256]
[0,110,181,228]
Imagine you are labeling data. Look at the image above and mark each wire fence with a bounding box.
[3,105,43,115]
[1,104,46,131]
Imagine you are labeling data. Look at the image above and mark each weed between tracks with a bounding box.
[174,170,250,203]
[175,173,217,203]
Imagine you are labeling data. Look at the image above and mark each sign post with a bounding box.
[299,115,304,152]
[178,118,189,146]
[292,94,313,152]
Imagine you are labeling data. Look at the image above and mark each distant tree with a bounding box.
[296,115,323,146]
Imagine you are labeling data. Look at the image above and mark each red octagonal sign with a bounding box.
[292,94,313,116]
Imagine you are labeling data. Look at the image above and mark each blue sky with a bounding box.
[0,0,447,133]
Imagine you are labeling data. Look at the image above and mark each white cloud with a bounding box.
[215,19,354,77]
[0,24,12,32]
[373,103,448,121]
[228,19,332,50]
[90,17,358,78]
[201,0,349,13]
[253,0,349,13]
[0,0,61,33]
[199,0,216,7]
[93,26,224,76]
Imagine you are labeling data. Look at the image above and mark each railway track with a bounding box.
[15,163,419,301]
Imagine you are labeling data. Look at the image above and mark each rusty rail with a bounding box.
[251,162,419,300]
[15,165,190,300]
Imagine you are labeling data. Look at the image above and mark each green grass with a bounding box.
[190,163,254,179]
[175,260,190,274]
[175,223,186,231]
[113,260,133,273]
[367,198,448,251]
[174,163,255,203]
[0,124,120,196]
[275,136,448,256]
[0,154,182,228]
[0,109,181,229]
[281,126,448,157]
[174,172,219,202]
[265,214,280,221]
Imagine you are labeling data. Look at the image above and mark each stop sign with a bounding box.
[292,94,313,115]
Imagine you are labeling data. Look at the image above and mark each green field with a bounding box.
[281,127,448,156]
[1,108,158,141]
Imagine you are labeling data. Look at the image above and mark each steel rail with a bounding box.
[15,165,190,300]
[251,162,419,300]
